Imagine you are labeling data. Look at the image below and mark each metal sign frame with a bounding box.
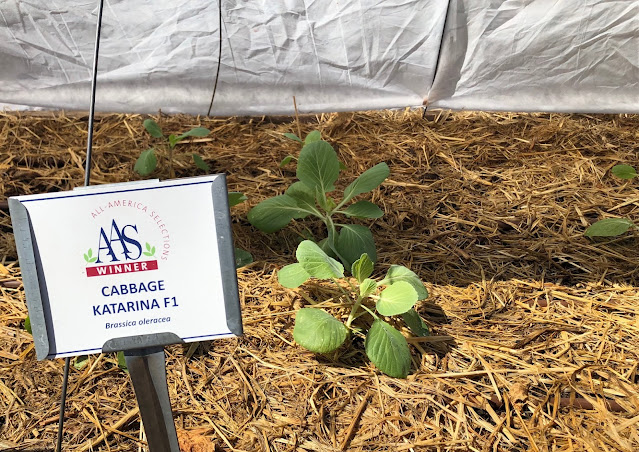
[9,175,243,358]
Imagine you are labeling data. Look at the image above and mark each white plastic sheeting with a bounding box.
[429,0,639,112]
[1,0,638,114]
[0,0,446,114]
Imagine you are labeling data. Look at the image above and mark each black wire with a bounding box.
[84,0,106,186]
[55,357,71,452]
[57,1,105,450]
[207,0,223,116]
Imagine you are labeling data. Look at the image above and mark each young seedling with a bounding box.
[134,119,211,178]
[248,137,389,271]
[279,240,429,378]
[133,120,252,268]
[585,164,638,237]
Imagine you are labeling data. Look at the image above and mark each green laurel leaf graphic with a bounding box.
[143,243,156,257]
[84,248,95,264]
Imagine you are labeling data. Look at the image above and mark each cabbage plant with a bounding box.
[247,137,389,271]
[134,119,211,178]
[279,241,429,378]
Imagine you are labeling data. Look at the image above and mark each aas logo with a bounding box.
[84,219,158,277]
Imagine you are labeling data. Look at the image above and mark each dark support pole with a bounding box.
[55,357,71,452]
[124,348,180,451]
[85,0,105,186]
[56,1,106,450]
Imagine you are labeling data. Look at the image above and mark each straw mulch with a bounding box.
[1,110,638,452]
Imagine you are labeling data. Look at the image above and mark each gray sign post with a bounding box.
[124,347,180,451]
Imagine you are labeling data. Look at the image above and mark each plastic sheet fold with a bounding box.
[429,0,639,112]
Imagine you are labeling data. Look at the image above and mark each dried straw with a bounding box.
[0,110,638,451]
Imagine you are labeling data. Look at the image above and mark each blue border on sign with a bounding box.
[13,174,242,359]
[20,179,214,203]
[56,333,234,356]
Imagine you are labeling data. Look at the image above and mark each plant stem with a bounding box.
[325,216,347,265]
[344,278,358,294]
[329,278,350,298]
[309,207,326,219]
[346,295,363,328]
[334,196,350,212]
[360,304,379,319]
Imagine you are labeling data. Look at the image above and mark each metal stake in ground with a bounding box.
[124,348,180,451]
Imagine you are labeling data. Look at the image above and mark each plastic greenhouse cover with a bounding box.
[428,0,639,113]
[0,0,638,114]
[0,0,446,115]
